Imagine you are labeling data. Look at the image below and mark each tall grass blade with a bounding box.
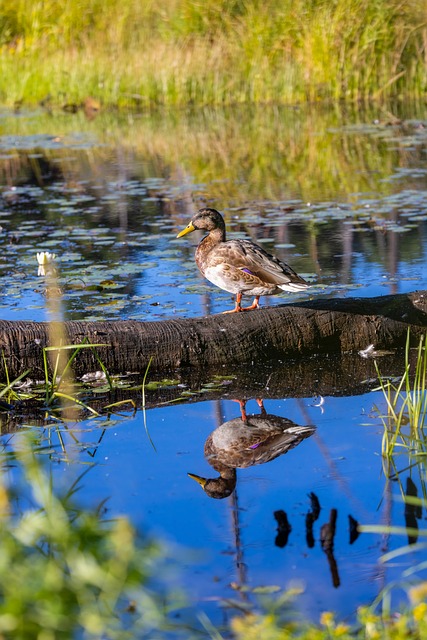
[89,346,114,391]
[142,357,156,451]
[53,391,100,416]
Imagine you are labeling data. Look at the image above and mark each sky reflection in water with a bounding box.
[5,389,420,624]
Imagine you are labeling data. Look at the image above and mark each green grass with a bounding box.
[0,0,426,107]
[0,443,181,639]
[374,330,427,503]
[375,331,427,461]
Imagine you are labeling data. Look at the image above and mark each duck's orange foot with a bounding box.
[241,303,260,311]
[241,296,260,311]
[222,295,260,314]
[222,306,244,314]
[231,399,248,422]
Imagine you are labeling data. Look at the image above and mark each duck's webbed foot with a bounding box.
[222,306,243,314]
[222,292,244,314]
[241,296,260,311]
[222,294,260,314]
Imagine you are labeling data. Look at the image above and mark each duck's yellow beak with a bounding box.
[188,472,207,488]
[177,222,195,238]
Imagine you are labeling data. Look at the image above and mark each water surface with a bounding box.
[0,103,427,628]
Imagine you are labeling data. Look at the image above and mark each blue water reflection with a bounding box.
[5,389,421,624]
[0,213,425,321]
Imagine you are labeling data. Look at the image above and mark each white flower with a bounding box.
[36,251,56,265]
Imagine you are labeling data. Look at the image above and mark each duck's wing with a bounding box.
[207,239,308,290]
[238,240,308,289]
[208,419,315,468]
[245,419,314,445]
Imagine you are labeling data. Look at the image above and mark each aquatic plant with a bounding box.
[229,587,427,639]
[358,330,427,621]
[374,331,427,466]
[36,250,57,277]
[42,343,105,413]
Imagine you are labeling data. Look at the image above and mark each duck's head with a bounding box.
[177,208,225,238]
[188,471,236,499]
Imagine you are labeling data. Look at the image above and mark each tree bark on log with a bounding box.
[0,290,426,381]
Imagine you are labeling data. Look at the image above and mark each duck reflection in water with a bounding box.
[188,399,315,499]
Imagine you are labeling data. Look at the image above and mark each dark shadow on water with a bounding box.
[404,477,422,545]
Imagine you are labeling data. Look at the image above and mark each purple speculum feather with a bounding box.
[240,267,254,275]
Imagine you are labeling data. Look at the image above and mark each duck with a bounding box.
[177,208,309,313]
[188,399,315,499]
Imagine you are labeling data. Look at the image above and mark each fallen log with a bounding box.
[0,290,426,381]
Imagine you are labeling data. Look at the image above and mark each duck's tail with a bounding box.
[278,280,309,292]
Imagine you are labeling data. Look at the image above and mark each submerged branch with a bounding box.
[0,291,426,381]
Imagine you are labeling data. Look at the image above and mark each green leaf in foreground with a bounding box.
[0,444,188,639]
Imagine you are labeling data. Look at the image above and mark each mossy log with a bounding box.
[0,290,426,382]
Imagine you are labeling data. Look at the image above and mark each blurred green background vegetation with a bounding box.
[1,0,426,107]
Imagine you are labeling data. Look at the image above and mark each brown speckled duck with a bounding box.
[188,399,315,499]
[177,208,309,313]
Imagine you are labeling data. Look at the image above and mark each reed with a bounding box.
[373,331,427,508]
[375,331,427,460]
[1,0,426,107]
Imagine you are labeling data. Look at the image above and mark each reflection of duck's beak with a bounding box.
[187,472,207,488]
[177,222,195,238]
